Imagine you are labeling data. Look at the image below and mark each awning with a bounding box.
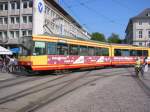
[0,46,13,55]
[10,48,20,53]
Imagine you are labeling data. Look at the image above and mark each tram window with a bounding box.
[88,47,95,56]
[122,49,130,56]
[114,49,121,56]
[137,50,142,56]
[69,44,79,55]
[33,41,46,55]
[57,43,68,55]
[79,46,88,56]
[130,50,137,56]
[102,48,109,56]
[47,42,57,55]
[143,50,148,56]
[95,47,102,56]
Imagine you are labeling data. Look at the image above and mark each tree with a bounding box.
[91,32,106,42]
[107,33,122,43]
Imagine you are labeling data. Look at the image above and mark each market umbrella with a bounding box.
[0,46,13,55]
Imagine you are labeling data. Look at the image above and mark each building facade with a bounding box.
[125,8,150,47]
[0,0,90,50]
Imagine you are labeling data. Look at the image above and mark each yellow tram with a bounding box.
[18,34,150,71]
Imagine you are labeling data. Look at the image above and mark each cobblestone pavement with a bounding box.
[37,68,150,112]
[0,67,149,112]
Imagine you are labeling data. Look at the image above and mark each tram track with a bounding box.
[16,70,130,112]
[0,70,91,104]
[0,68,122,99]
[0,69,129,112]
[0,71,120,104]
[0,70,78,90]
[0,75,55,90]
[0,76,25,83]
[0,69,129,105]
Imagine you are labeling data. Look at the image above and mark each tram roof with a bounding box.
[36,33,110,45]
[29,33,149,49]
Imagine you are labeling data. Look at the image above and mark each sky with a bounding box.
[58,0,150,39]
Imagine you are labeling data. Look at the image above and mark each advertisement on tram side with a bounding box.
[48,55,111,65]
[111,56,150,65]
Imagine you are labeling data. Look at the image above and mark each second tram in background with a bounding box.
[18,34,150,72]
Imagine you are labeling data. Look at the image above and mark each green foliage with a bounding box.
[107,33,122,43]
[91,32,106,42]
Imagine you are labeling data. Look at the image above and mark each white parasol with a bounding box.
[0,46,13,55]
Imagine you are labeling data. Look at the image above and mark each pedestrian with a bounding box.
[134,57,142,77]
[6,55,13,72]
[2,55,10,73]
[143,57,148,73]
[13,56,18,72]
[9,56,16,72]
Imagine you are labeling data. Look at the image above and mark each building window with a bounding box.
[10,31,15,38]
[11,2,15,10]
[146,13,150,17]
[29,1,33,8]
[4,3,8,10]
[16,2,20,9]
[3,31,7,38]
[16,17,20,23]
[28,30,32,35]
[23,1,27,8]
[0,3,8,11]
[11,17,15,24]
[9,31,19,38]
[0,32,2,38]
[22,30,27,36]
[0,4,3,10]
[0,17,8,25]
[51,10,55,18]
[0,18,3,24]
[139,30,142,38]
[139,42,142,46]
[16,31,19,38]
[29,16,32,23]
[23,16,27,23]
[4,18,7,24]
[139,21,142,25]
[148,31,150,38]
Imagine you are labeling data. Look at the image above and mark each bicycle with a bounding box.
[134,65,144,78]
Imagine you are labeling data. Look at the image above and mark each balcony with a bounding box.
[7,38,19,44]
[0,10,8,16]
[0,25,7,30]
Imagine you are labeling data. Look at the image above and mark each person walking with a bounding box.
[13,56,18,72]
[143,57,148,73]
[2,55,10,73]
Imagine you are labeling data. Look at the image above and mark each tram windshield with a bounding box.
[33,41,46,55]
